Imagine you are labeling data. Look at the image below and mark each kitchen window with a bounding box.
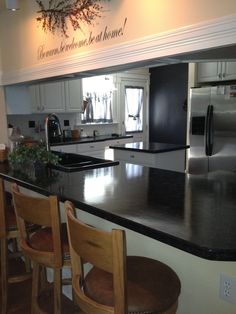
[125,86,144,132]
[81,75,115,124]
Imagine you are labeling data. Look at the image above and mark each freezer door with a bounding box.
[187,87,210,174]
[208,85,236,172]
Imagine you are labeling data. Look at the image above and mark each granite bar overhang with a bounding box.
[0,161,236,261]
[109,142,190,153]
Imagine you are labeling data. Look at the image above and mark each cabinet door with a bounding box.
[106,137,133,147]
[39,81,66,113]
[113,149,155,167]
[65,79,83,112]
[105,138,133,160]
[29,85,41,113]
[5,85,32,114]
[223,62,236,80]
[197,62,222,82]
[76,142,105,155]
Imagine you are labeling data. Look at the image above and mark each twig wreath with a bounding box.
[36,0,108,37]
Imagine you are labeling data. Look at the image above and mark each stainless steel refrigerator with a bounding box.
[187,85,236,174]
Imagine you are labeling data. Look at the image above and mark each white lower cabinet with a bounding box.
[51,142,106,158]
[105,137,133,147]
[113,149,186,172]
[76,142,106,158]
[105,138,133,160]
[51,138,134,160]
[50,145,77,154]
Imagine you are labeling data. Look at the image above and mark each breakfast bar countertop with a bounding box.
[109,142,190,153]
[0,161,236,261]
[49,134,133,146]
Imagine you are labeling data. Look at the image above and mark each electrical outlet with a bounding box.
[219,274,236,304]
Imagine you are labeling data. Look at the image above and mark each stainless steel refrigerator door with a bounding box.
[187,87,211,174]
[208,85,236,172]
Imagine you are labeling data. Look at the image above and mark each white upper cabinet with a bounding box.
[64,79,83,112]
[5,85,31,114]
[29,79,83,113]
[30,81,65,113]
[197,62,236,83]
[223,62,236,80]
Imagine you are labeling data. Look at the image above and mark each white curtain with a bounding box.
[81,91,113,123]
[125,87,143,132]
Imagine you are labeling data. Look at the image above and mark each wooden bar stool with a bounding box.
[65,201,181,314]
[11,183,71,314]
[0,178,32,314]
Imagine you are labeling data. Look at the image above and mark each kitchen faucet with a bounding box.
[45,113,62,151]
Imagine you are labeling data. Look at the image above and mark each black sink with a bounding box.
[50,151,119,172]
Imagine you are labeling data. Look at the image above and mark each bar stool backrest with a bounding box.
[11,183,63,268]
[65,201,127,314]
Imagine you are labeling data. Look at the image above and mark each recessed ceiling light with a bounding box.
[5,0,20,11]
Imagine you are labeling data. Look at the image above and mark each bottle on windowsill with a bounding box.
[80,128,87,138]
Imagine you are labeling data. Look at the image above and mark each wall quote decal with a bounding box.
[36,0,110,37]
[37,18,127,60]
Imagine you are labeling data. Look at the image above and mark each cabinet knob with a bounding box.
[222,73,226,78]
[130,155,135,158]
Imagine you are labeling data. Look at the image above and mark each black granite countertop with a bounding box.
[50,134,133,146]
[109,142,190,153]
[0,161,236,261]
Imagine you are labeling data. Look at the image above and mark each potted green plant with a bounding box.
[8,143,60,175]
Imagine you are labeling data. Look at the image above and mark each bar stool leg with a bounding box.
[1,238,8,314]
[31,261,41,314]
[39,266,48,292]
[53,268,62,314]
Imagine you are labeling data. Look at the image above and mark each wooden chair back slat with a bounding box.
[11,183,63,268]
[65,201,127,314]
[67,210,113,273]
[11,186,52,227]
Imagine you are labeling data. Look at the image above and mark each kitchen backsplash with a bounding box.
[7,113,119,141]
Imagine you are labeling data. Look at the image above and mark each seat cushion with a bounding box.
[28,223,70,259]
[84,256,181,314]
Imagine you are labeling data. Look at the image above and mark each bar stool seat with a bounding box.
[28,223,70,260]
[84,256,180,313]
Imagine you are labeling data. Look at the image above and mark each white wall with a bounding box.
[1,0,236,83]
[0,87,9,145]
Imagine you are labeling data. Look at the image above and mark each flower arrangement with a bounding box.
[8,143,60,167]
[36,0,108,38]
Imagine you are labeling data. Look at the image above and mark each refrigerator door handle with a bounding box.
[205,105,214,156]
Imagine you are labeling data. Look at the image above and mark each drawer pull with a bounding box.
[90,145,95,148]
[130,155,135,158]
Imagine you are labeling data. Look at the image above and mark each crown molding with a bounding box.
[1,14,236,85]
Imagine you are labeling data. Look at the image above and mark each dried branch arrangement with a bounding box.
[36,0,107,37]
